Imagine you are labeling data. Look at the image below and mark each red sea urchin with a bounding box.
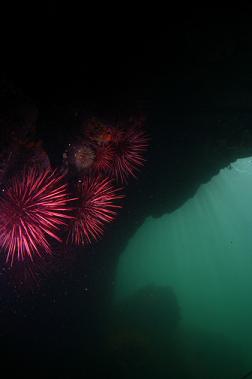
[67,176,123,246]
[0,168,73,265]
[110,126,149,183]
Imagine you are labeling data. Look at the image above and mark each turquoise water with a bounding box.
[114,157,252,377]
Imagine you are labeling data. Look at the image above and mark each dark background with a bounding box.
[1,6,252,378]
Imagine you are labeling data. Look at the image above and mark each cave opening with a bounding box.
[114,157,252,378]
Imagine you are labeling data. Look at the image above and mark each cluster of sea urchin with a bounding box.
[0,116,148,279]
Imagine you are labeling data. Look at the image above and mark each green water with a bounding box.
[114,158,252,378]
